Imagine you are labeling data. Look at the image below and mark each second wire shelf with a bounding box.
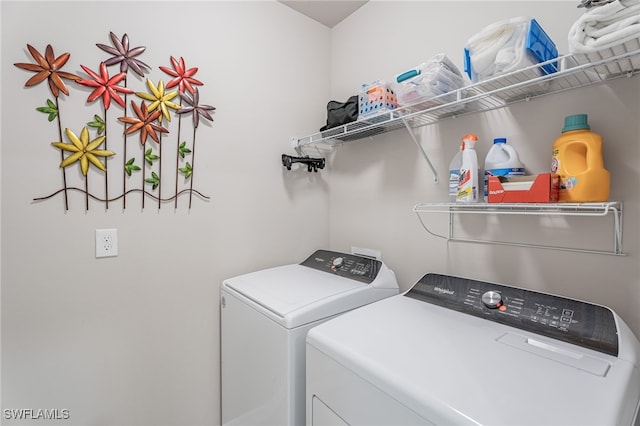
[413,202,624,256]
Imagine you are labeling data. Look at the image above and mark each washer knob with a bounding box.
[482,291,503,309]
[332,257,344,269]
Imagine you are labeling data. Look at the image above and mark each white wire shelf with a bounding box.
[414,201,621,216]
[293,43,640,151]
[413,201,624,256]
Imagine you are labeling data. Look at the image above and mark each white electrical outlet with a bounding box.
[96,228,118,258]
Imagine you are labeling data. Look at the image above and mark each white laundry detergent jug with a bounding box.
[484,138,525,197]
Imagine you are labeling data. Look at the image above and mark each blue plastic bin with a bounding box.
[464,18,558,82]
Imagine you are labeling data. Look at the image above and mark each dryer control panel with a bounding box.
[300,250,381,284]
[405,273,619,356]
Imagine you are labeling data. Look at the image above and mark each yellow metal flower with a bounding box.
[136,79,180,122]
[52,127,115,175]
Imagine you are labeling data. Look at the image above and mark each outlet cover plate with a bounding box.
[96,228,118,258]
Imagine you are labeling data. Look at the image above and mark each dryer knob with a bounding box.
[332,257,344,268]
[482,291,503,309]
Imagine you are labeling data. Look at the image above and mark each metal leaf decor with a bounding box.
[16,34,215,212]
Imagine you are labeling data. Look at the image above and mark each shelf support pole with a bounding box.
[612,204,623,255]
[401,117,438,182]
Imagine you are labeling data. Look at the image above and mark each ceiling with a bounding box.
[278,0,369,28]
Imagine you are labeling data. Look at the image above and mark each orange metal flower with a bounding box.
[14,44,79,97]
[118,100,169,145]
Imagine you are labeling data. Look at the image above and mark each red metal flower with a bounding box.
[14,44,79,97]
[160,56,203,94]
[76,62,134,110]
[118,100,168,145]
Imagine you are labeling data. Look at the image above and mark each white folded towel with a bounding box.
[569,0,640,54]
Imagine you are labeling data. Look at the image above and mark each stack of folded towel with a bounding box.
[569,0,640,54]
[394,53,466,105]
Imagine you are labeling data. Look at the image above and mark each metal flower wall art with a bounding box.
[15,32,215,211]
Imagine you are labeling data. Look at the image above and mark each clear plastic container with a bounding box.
[394,54,466,107]
[358,80,398,120]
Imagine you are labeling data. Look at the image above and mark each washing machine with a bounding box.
[220,249,399,426]
[306,273,640,425]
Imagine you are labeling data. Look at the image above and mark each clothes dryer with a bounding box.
[221,249,398,425]
[307,273,640,425]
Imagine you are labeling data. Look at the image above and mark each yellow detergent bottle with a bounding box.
[551,114,610,202]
